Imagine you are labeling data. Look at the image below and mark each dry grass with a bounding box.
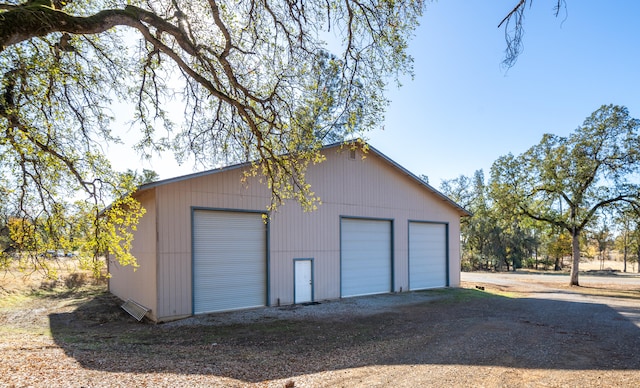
[0,257,102,296]
[580,259,639,273]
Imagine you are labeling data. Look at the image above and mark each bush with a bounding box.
[461,259,473,272]
[0,252,11,271]
[64,272,88,289]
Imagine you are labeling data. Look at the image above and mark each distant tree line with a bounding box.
[440,105,640,284]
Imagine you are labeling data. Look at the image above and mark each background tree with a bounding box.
[0,192,12,258]
[613,222,630,273]
[488,167,539,272]
[122,169,160,186]
[490,105,640,286]
[631,221,640,274]
[589,213,613,270]
[441,169,533,271]
[613,202,640,273]
[543,228,572,270]
[441,171,492,270]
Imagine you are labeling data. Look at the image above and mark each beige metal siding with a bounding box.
[155,185,192,320]
[108,189,158,321]
[268,148,462,304]
[153,167,272,320]
[125,145,463,321]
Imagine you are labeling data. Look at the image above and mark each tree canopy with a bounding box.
[0,0,424,270]
[445,106,640,278]
[490,105,640,285]
[1,0,425,202]
[0,0,581,274]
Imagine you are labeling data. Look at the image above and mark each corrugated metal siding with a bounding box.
[136,146,462,320]
[108,189,158,320]
[267,148,462,304]
[156,185,192,320]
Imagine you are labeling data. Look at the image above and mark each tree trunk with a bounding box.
[623,239,627,273]
[554,256,562,271]
[569,232,580,286]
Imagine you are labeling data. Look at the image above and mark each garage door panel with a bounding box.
[341,218,392,297]
[193,210,266,314]
[409,222,447,290]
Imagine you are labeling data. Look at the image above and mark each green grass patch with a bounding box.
[0,291,32,309]
[422,287,501,303]
[452,287,501,301]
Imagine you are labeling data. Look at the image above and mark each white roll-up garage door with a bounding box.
[341,218,392,297]
[193,210,266,314]
[409,222,447,290]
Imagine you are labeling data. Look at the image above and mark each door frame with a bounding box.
[293,258,314,304]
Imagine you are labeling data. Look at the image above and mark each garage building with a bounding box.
[109,142,470,322]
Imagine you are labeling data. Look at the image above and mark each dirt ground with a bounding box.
[1,267,639,387]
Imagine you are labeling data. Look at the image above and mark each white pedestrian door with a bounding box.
[294,259,313,303]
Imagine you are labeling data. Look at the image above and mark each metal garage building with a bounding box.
[109,142,470,322]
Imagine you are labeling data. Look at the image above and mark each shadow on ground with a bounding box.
[49,289,640,383]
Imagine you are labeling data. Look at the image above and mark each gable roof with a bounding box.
[136,141,471,217]
[362,143,471,217]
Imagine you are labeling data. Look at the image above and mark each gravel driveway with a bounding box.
[2,271,639,387]
[462,271,640,329]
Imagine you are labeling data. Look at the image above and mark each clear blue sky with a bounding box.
[111,1,640,189]
[366,0,640,187]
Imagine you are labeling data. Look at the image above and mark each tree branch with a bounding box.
[0,4,200,55]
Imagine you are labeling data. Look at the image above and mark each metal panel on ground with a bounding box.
[409,222,447,290]
[341,218,392,297]
[193,210,266,314]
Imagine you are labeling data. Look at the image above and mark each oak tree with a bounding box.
[0,0,423,270]
[491,105,640,285]
[0,0,573,274]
